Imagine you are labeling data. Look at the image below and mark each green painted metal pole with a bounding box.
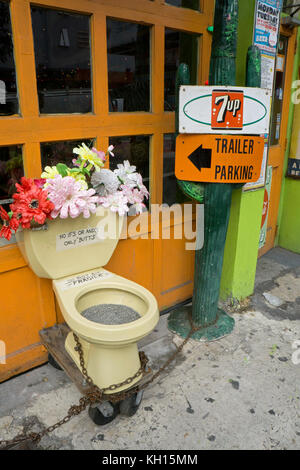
[169,0,238,340]
[191,0,240,329]
[246,45,261,88]
[169,0,262,341]
[176,64,205,203]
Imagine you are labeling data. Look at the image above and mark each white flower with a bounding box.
[107,145,115,157]
[114,160,136,183]
[99,192,129,216]
[91,169,120,196]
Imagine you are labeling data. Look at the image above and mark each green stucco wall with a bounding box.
[279,180,300,252]
[221,188,264,300]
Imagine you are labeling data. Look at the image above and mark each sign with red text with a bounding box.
[179,86,271,135]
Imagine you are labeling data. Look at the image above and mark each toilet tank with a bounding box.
[16,208,124,279]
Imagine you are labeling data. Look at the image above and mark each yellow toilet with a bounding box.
[16,208,159,422]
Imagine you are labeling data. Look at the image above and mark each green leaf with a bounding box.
[56,163,69,177]
[82,167,91,176]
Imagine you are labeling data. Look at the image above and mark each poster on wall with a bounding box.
[259,166,273,249]
[253,1,282,56]
[244,0,282,192]
[253,0,283,92]
[244,143,269,190]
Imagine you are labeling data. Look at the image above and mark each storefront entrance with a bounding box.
[259,26,297,256]
[0,0,213,381]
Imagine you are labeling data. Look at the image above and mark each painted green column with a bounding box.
[168,0,263,340]
[168,0,239,340]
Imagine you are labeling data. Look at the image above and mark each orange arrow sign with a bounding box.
[175,134,265,184]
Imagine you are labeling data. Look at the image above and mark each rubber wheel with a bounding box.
[48,353,63,371]
[119,391,144,417]
[88,401,120,425]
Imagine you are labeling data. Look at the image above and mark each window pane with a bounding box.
[41,138,95,169]
[31,7,92,114]
[165,29,199,111]
[270,36,288,146]
[163,134,189,205]
[0,1,19,116]
[165,0,199,10]
[107,19,150,112]
[0,145,23,246]
[109,135,150,205]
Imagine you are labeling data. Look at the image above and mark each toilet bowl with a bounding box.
[16,209,159,392]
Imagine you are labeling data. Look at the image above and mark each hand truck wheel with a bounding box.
[88,401,120,425]
[48,353,63,371]
[119,390,144,417]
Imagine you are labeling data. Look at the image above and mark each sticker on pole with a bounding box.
[179,86,271,135]
[175,134,265,184]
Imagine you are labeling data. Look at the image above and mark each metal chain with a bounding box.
[0,312,218,449]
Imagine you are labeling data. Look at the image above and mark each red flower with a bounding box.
[10,177,54,229]
[0,206,19,241]
[0,205,9,222]
[14,177,33,193]
[34,178,46,189]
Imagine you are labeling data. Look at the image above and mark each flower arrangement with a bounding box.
[0,144,149,241]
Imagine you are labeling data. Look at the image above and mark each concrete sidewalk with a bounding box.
[0,247,299,450]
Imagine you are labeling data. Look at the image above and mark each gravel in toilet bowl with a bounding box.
[81,304,141,325]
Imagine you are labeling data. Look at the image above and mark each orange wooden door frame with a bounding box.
[259,25,297,257]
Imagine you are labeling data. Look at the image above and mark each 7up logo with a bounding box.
[212,90,244,130]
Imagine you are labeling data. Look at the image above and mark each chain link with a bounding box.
[0,312,218,449]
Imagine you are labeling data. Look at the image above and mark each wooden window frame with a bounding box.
[1,0,214,225]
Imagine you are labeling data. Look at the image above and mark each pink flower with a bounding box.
[46,175,99,219]
[72,158,82,168]
[132,201,146,215]
[92,147,106,163]
[124,187,146,215]
[120,185,144,204]
[99,192,129,216]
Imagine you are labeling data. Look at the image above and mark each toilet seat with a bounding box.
[53,268,159,346]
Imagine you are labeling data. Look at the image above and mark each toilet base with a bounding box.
[65,332,143,394]
[40,323,146,426]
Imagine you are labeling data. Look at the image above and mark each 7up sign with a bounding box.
[179,86,271,136]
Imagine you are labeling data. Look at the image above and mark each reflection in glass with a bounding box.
[31,7,92,114]
[0,145,23,246]
[165,0,199,10]
[109,135,150,205]
[163,134,189,205]
[165,28,199,111]
[0,1,19,115]
[107,19,150,112]
[41,138,95,169]
[270,36,288,146]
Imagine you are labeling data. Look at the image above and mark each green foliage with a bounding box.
[56,163,69,177]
